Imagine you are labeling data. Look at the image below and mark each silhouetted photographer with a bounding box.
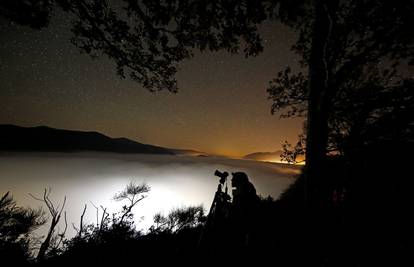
[230,172,260,247]
[200,170,259,251]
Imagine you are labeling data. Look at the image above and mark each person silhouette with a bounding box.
[230,172,259,247]
[200,171,260,251]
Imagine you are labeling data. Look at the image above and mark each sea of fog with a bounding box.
[0,152,300,237]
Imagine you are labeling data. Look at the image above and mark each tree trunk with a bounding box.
[305,0,332,208]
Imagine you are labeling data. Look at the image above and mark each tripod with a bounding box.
[198,170,232,247]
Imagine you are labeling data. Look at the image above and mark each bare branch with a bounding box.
[90,201,99,227]
[72,223,79,233]
[99,206,108,233]
[79,204,87,236]
[31,188,67,261]
[55,212,67,249]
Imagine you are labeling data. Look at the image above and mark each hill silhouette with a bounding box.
[244,150,283,162]
[0,124,174,155]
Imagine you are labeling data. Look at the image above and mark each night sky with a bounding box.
[0,11,304,157]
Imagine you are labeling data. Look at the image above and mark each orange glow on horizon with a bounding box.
[257,158,306,165]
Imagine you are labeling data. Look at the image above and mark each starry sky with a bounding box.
[0,10,304,158]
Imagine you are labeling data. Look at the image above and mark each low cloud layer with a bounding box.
[0,152,300,236]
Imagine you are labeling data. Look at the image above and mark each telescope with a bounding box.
[214,170,228,185]
[211,169,231,204]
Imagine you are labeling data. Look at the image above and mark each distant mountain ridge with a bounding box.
[0,124,174,155]
[169,148,209,157]
[243,150,283,162]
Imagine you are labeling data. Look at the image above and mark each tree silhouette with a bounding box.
[280,132,306,164]
[0,191,46,263]
[113,182,150,225]
[150,205,205,234]
[1,0,267,92]
[0,0,53,29]
[30,188,67,261]
[267,0,413,205]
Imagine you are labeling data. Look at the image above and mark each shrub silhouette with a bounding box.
[0,192,46,264]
